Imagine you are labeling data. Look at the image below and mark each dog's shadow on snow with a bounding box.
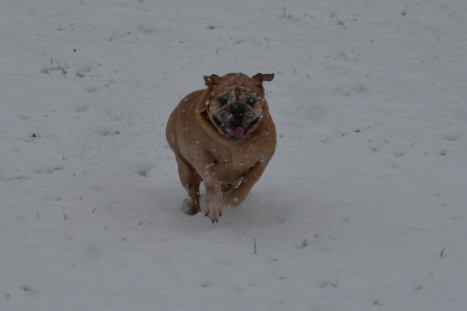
[149,185,290,231]
[218,191,289,228]
[95,178,289,232]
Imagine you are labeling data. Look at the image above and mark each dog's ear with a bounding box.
[252,73,275,88]
[204,74,221,87]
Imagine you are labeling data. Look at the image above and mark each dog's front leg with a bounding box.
[223,158,271,207]
[196,152,224,223]
[204,182,223,223]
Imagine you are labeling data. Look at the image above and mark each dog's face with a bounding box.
[203,73,274,143]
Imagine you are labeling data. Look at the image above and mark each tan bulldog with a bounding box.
[166,73,276,223]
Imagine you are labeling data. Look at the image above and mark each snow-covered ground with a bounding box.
[1,0,467,310]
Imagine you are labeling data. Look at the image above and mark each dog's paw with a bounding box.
[205,206,223,223]
[182,199,199,216]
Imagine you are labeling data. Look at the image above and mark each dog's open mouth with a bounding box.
[214,117,259,142]
[226,126,245,140]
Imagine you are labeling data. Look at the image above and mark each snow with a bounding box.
[1,0,467,310]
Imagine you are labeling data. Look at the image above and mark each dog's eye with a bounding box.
[246,97,256,106]
[218,96,229,105]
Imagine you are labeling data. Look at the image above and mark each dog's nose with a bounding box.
[230,105,244,121]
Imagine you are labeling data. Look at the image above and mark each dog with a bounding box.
[166,73,276,223]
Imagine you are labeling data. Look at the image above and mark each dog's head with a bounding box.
[203,73,274,143]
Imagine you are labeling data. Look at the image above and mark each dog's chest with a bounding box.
[209,143,263,180]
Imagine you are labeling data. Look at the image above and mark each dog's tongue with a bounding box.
[227,126,244,139]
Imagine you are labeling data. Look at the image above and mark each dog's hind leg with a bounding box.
[175,155,201,214]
